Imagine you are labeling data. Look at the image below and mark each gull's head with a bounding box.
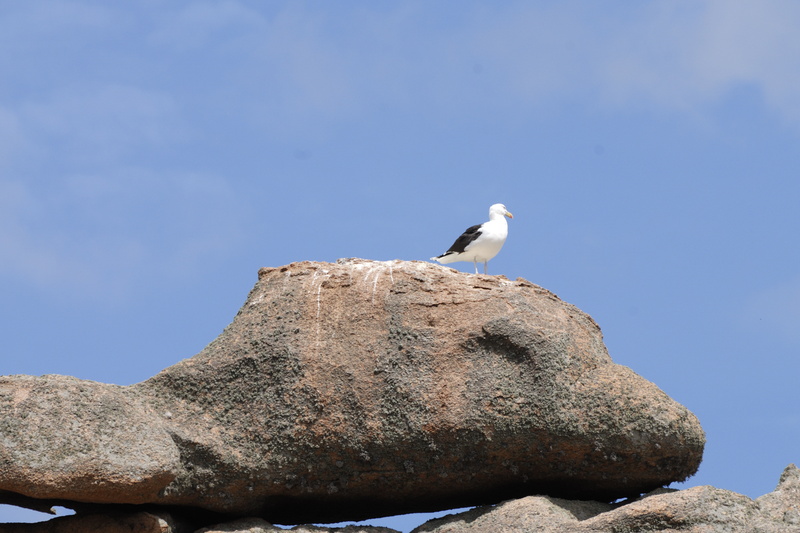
[489,203,514,219]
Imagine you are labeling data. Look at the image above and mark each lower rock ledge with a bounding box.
[1,464,796,533]
[414,463,799,533]
[0,510,177,533]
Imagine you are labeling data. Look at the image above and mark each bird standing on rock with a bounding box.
[430,203,513,275]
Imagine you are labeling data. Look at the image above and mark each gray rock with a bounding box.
[195,518,399,533]
[0,375,178,504]
[414,464,800,533]
[580,486,758,532]
[754,463,800,530]
[0,259,704,524]
[0,511,176,533]
[3,467,795,532]
[412,496,610,532]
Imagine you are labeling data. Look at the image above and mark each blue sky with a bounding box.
[1,2,799,531]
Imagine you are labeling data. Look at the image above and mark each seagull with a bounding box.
[430,203,513,274]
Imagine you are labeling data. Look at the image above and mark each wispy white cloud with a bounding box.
[156,0,800,137]
[0,171,247,302]
[592,1,800,116]
[7,1,800,143]
[146,0,266,52]
[0,0,114,42]
[19,84,186,165]
[699,0,800,120]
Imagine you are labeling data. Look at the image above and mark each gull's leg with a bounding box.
[484,261,488,275]
[473,260,479,274]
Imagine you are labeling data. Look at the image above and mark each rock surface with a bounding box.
[414,463,800,533]
[0,259,704,524]
[197,520,399,533]
[0,511,177,533]
[0,375,178,504]
[4,465,797,532]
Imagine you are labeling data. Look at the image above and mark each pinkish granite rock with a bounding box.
[0,259,705,524]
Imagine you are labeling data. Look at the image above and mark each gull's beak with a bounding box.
[505,210,514,219]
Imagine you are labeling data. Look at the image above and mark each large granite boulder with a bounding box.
[0,259,704,524]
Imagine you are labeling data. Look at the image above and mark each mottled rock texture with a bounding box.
[4,465,795,532]
[0,259,704,524]
[414,464,800,533]
[196,519,398,533]
[0,376,178,504]
[0,511,176,533]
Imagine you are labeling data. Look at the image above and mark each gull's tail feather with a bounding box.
[431,252,459,264]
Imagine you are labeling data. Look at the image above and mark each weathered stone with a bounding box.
[580,486,758,532]
[414,464,800,533]
[412,496,610,533]
[196,518,399,533]
[754,463,800,529]
[4,467,795,532]
[0,375,179,504]
[0,259,704,524]
[0,511,176,533]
